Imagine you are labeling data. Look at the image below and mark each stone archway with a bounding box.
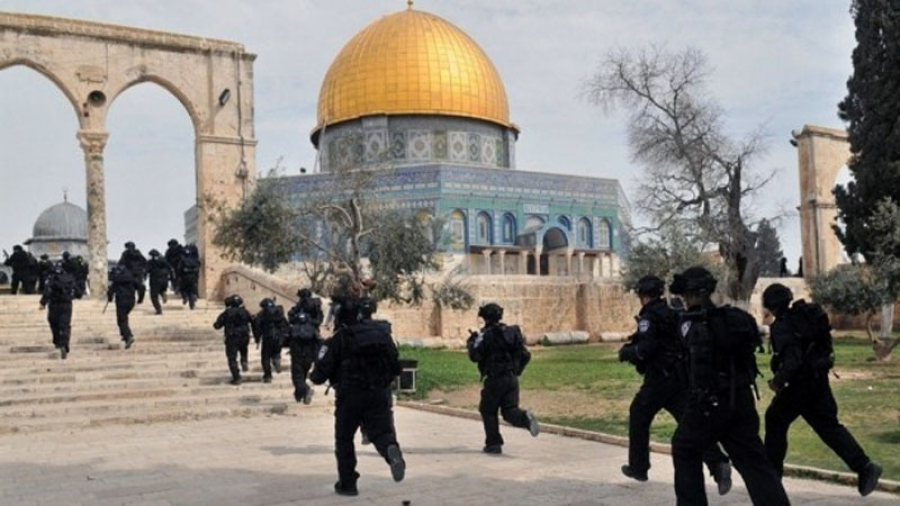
[0,12,257,298]
[792,124,850,278]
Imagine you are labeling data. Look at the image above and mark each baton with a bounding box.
[102,300,109,314]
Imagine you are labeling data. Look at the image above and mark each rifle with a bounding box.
[2,249,8,261]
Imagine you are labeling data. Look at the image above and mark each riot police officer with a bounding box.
[4,244,31,294]
[164,238,184,295]
[178,244,201,310]
[72,255,89,298]
[762,283,882,496]
[669,267,789,506]
[118,242,147,304]
[619,275,731,494]
[146,249,172,315]
[37,254,53,293]
[288,288,324,330]
[466,302,539,455]
[310,295,405,496]
[40,263,77,359]
[107,265,139,349]
[213,294,253,385]
[286,288,323,403]
[251,298,287,383]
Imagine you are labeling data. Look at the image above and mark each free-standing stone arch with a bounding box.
[792,124,850,279]
[1,12,257,299]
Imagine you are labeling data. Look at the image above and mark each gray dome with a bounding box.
[32,201,87,240]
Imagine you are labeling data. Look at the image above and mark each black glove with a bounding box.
[618,343,640,363]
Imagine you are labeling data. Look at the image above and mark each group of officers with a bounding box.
[620,266,883,505]
[4,244,88,296]
[31,251,887,501]
[32,239,203,357]
[212,285,409,496]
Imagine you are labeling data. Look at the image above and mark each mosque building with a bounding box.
[269,4,631,277]
[24,197,89,260]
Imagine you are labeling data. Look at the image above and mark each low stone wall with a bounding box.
[217,268,892,346]
[219,267,641,345]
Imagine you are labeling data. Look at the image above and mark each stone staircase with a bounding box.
[0,294,299,434]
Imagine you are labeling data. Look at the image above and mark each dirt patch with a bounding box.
[427,386,628,419]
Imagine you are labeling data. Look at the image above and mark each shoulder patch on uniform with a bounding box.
[638,319,650,333]
[680,321,692,337]
[317,344,328,360]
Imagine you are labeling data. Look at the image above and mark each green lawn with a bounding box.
[399,335,900,481]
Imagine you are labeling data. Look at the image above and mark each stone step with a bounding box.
[0,292,307,434]
[0,394,295,435]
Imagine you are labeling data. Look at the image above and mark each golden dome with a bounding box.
[313,7,515,139]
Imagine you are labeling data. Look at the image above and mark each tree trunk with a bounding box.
[879,302,895,338]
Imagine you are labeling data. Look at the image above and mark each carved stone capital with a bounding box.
[77,131,109,159]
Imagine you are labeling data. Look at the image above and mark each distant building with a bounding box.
[24,198,89,261]
[270,5,631,277]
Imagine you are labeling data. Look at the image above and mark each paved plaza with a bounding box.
[0,400,896,505]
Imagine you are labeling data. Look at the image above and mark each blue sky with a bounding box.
[0,1,856,269]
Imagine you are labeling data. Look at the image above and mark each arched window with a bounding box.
[525,215,545,230]
[557,215,571,231]
[502,213,517,243]
[476,211,493,245]
[449,209,467,250]
[577,217,592,248]
[597,219,611,249]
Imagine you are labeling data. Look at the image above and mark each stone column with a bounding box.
[481,249,493,275]
[577,251,586,277]
[78,131,109,300]
[498,250,506,275]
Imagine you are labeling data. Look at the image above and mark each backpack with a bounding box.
[289,313,319,346]
[181,256,200,275]
[787,299,834,372]
[474,324,530,377]
[706,305,763,392]
[344,320,397,389]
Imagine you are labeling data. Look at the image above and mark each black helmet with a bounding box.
[359,297,377,318]
[635,275,665,298]
[478,303,504,323]
[168,239,179,247]
[12,245,22,252]
[334,296,360,325]
[297,288,311,299]
[149,249,160,257]
[40,254,49,260]
[62,251,71,260]
[125,241,135,249]
[762,283,793,312]
[669,266,717,295]
[260,298,275,309]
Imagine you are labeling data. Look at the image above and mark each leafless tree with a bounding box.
[585,46,774,301]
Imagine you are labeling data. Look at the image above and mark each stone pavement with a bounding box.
[0,399,896,506]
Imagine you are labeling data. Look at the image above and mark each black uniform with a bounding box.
[213,296,253,384]
[669,267,789,506]
[178,245,200,310]
[107,266,139,348]
[72,256,89,298]
[146,252,173,315]
[286,309,322,403]
[251,300,286,382]
[40,266,77,358]
[118,243,147,304]
[4,246,31,294]
[310,297,405,496]
[764,293,881,495]
[619,297,730,488]
[466,303,539,453]
[37,255,53,293]
[164,239,184,295]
